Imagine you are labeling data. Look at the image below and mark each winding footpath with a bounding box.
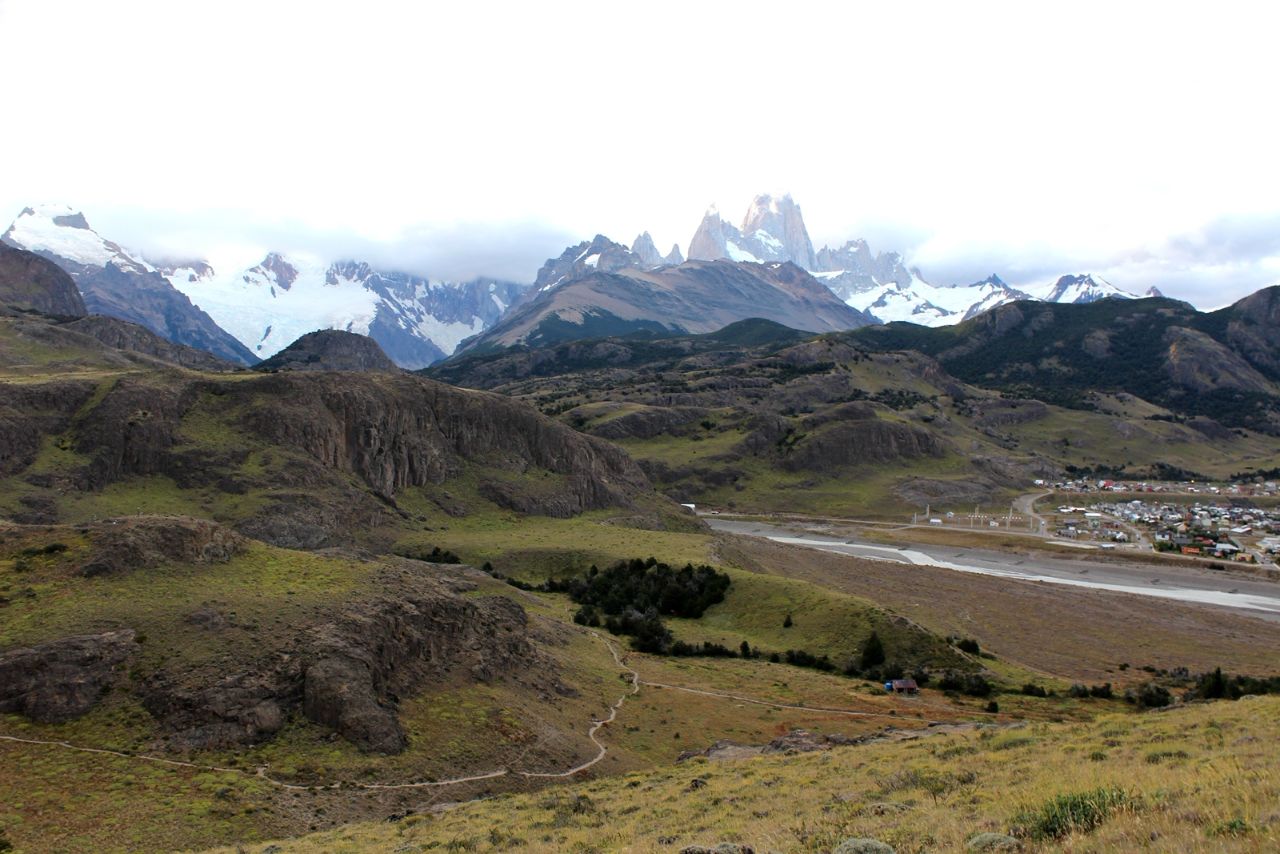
[0,633,642,793]
[0,631,976,795]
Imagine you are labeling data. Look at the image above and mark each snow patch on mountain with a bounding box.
[162,254,381,358]
[163,256,524,368]
[4,205,151,273]
[1028,273,1139,304]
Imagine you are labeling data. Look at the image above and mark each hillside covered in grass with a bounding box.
[428,307,1280,517]
[204,695,1280,853]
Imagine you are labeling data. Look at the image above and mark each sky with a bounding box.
[2,0,1278,305]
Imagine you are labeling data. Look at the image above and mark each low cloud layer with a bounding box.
[81,207,577,284]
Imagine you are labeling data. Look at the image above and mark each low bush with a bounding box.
[1011,786,1131,840]
[939,671,992,697]
[1126,682,1172,709]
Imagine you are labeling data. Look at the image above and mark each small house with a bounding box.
[884,678,919,695]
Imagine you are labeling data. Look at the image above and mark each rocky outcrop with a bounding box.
[255,329,400,374]
[0,242,87,316]
[1162,326,1275,394]
[140,564,541,752]
[584,405,711,441]
[79,516,245,577]
[3,368,651,544]
[239,372,649,512]
[0,630,136,722]
[782,420,945,471]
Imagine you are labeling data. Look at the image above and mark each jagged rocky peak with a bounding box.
[248,252,299,290]
[740,193,817,270]
[155,259,215,284]
[1144,285,1165,298]
[0,241,88,317]
[687,204,733,262]
[532,234,641,291]
[255,329,400,373]
[688,194,816,268]
[631,231,663,267]
[631,232,685,269]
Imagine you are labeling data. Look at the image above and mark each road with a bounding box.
[708,517,1280,619]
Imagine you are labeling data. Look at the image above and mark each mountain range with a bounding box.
[686,193,1162,326]
[1,197,1193,369]
[2,206,526,369]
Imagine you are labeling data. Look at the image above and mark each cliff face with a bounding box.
[0,368,652,542]
[239,372,647,510]
[0,242,87,317]
[140,560,540,753]
[0,519,547,753]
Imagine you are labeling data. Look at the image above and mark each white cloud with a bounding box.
[2,0,1278,301]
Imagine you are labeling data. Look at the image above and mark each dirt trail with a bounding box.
[0,633,642,792]
[0,632,989,794]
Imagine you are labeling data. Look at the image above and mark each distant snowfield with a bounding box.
[6,204,146,271]
[165,260,381,357]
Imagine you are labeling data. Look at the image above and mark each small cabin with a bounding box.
[884,678,919,695]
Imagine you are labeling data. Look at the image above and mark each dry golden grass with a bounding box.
[202,696,1280,853]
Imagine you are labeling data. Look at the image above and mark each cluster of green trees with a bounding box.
[1186,667,1280,700]
[550,557,731,619]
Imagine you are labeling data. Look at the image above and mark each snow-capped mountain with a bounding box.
[2,205,528,369]
[687,195,1151,326]
[3,205,257,364]
[688,194,816,268]
[1026,273,1140,305]
[162,254,524,368]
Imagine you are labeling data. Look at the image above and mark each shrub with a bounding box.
[784,649,835,672]
[573,605,601,627]
[602,608,672,654]
[1209,817,1253,838]
[955,637,981,655]
[1011,786,1130,840]
[783,613,793,628]
[1127,682,1172,709]
[939,671,992,697]
[986,700,999,714]
[1021,683,1048,698]
[1089,683,1113,699]
[859,631,886,670]
[398,545,461,564]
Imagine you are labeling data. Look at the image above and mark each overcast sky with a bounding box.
[2,0,1278,305]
